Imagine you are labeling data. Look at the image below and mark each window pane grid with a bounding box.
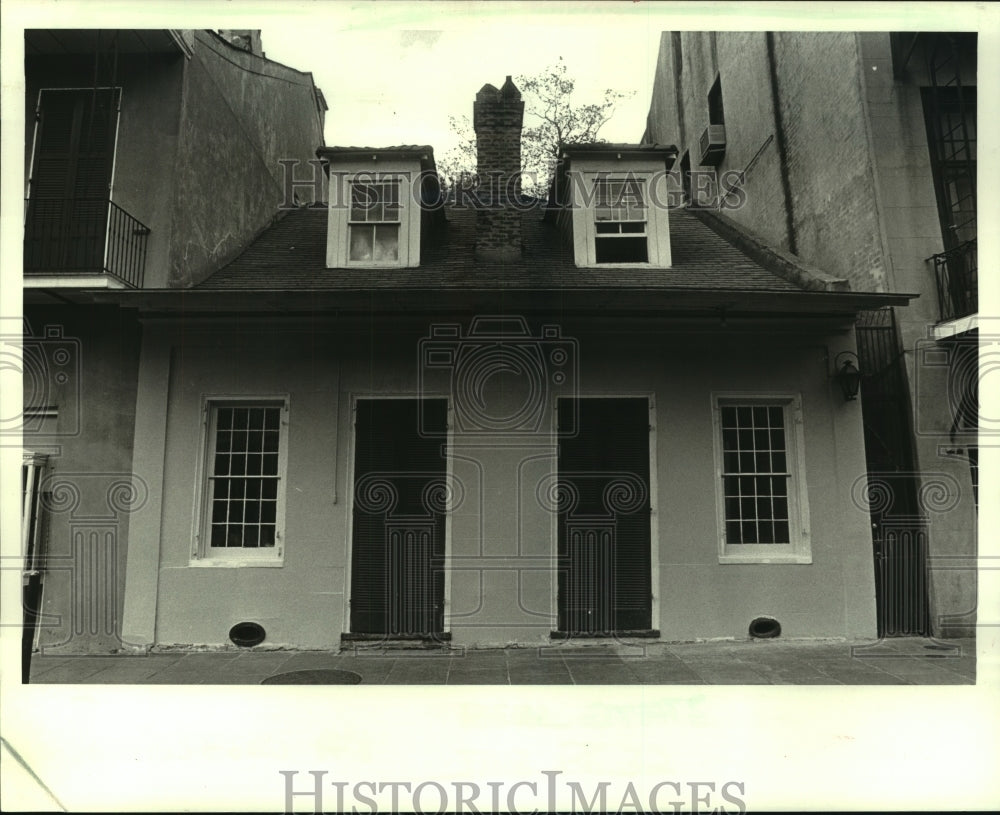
[208,405,281,550]
[594,178,646,223]
[349,223,399,261]
[720,404,791,544]
[349,181,400,224]
[593,177,649,264]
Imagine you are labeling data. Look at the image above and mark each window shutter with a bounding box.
[557,398,652,633]
[350,399,447,636]
[27,89,119,272]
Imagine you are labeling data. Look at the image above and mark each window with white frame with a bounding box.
[593,176,649,264]
[568,165,671,268]
[349,178,401,262]
[712,395,811,563]
[326,167,421,268]
[198,400,288,562]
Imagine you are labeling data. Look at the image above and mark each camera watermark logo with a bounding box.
[418,316,578,438]
[348,472,465,650]
[850,471,963,517]
[913,331,986,441]
[0,324,81,436]
[6,471,148,651]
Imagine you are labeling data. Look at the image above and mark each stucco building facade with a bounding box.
[92,79,905,650]
[643,31,978,637]
[19,40,927,659]
[20,29,326,662]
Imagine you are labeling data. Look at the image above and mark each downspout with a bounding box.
[671,32,686,150]
[765,32,798,255]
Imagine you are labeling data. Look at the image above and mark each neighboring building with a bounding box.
[53,77,912,652]
[643,31,978,638]
[19,29,326,659]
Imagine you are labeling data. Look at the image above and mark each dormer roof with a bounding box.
[559,142,679,168]
[317,145,437,173]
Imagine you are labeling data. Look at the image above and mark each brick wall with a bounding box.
[645,31,890,292]
[473,77,524,260]
[772,32,888,292]
[645,29,981,636]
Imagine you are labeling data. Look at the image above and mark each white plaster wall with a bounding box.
[142,315,876,648]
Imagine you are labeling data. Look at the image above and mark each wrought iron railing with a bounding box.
[931,238,977,323]
[23,198,150,288]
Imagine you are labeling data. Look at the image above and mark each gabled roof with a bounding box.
[200,205,803,292]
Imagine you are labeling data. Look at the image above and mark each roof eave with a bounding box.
[560,143,679,171]
[65,285,917,316]
[316,146,437,174]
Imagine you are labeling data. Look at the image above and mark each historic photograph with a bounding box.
[18,26,979,684]
[4,6,993,811]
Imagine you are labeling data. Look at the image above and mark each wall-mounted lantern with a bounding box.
[834,351,862,401]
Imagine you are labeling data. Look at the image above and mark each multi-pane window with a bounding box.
[202,402,286,558]
[348,179,400,262]
[713,395,810,563]
[593,176,648,264]
[720,404,790,544]
[922,87,976,248]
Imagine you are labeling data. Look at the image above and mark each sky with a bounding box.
[257,4,667,159]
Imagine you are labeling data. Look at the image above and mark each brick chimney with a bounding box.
[473,76,524,261]
[219,30,264,57]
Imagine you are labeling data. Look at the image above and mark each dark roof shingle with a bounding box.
[199,205,803,292]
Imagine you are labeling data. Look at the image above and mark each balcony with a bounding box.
[23,198,150,289]
[931,239,977,324]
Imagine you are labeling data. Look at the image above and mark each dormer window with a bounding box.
[559,145,675,269]
[594,177,649,264]
[318,146,436,269]
[559,147,675,268]
[349,178,401,262]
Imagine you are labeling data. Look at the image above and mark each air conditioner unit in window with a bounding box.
[700,124,727,166]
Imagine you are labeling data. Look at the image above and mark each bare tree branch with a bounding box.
[439,59,634,198]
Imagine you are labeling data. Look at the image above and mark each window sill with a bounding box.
[719,553,812,565]
[188,557,284,569]
[580,261,657,269]
[341,260,411,269]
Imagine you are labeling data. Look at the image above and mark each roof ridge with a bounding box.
[689,207,850,293]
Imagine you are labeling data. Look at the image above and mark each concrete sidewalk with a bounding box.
[26,637,976,685]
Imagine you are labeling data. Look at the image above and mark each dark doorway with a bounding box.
[856,309,930,636]
[556,397,652,636]
[349,399,447,637]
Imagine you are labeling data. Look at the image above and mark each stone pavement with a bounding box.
[26,637,976,685]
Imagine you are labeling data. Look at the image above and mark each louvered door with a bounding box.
[26,88,119,272]
[557,398,652,635]
[350,399,447,636]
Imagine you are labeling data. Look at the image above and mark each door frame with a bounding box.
[343,392,453,636]
[550,392,659,635]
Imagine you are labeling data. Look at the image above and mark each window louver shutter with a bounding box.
[558,398,652,633]
[350,399,447,636]
[27,88,119,272]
